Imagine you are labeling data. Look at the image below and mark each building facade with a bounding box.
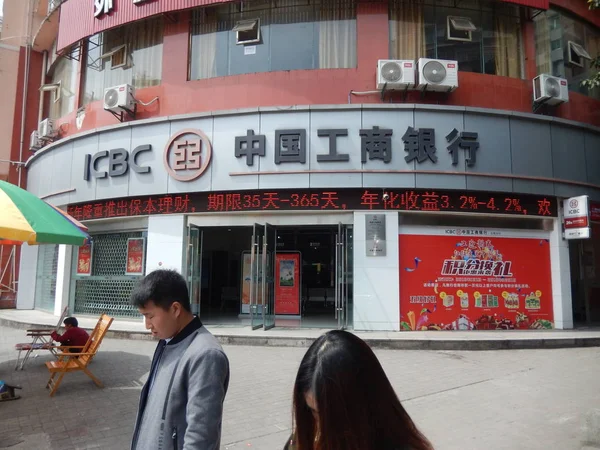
[14,0,600,331]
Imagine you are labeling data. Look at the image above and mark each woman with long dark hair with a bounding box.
[285,330,433,450]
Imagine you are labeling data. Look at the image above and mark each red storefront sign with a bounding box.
[76,243,93,276]
[275,253,301,315]
[565,216,588,229]
[67,189,558,220]
[125,238,145,275]
[399,233,553,331]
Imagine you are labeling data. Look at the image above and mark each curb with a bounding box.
[2,317,599,350]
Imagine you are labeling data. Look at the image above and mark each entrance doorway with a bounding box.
[186,223,353,329]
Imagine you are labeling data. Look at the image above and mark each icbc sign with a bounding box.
[563,195,590,240]
[83,145,151,181]
[163,129,212,182]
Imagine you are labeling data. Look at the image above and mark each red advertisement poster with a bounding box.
[126,238,145,276]
[76,243,93,276]
[275,253,301,315]
[399,233,553,331]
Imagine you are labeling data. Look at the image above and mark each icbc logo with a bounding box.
[163,129,212,182]
[569,199,578,208]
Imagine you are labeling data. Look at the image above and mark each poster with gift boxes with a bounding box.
[399,230,553,331]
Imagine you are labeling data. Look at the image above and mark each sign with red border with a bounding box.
[275,252,301,315]
[76,243,93,276]
[399,233,553,331]
[125,238,145,275]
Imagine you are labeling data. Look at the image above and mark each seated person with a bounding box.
[51,317,90,353]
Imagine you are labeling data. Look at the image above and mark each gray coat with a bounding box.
[132,317,229,450]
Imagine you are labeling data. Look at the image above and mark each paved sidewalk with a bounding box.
[2,309,600,350]
[2,324,600,450]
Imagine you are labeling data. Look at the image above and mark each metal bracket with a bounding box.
[380,83,388,102]
[107,104,137,123]
[532,97,550,115]
[401,85,409,102]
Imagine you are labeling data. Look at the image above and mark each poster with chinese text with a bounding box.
[399,231,553,331]
[125,238,145,276]
[76,243,93,276]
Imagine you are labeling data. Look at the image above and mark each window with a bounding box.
[389,0,522,79]
[447,16,476,42]
[48,56,78,119]
[189,0,357,80]
[568,41,592,67]
[80,17,163,106]
[534,9,599,99]
[233,18,261,44]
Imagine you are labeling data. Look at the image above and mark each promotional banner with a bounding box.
[76,243,93,276]
[399,232,553,331]
[125,238,145,275]
[275,252,301,315]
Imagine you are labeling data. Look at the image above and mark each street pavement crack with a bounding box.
[402,377,494,402]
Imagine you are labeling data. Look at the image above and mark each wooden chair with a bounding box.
[45,314,114,397]
[14,306,69,370]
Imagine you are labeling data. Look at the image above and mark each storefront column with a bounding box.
[550,216,574,329]
[145,215,186,275]
[353,212,400,331]
[54,245,72,316]
[16,245,38,310]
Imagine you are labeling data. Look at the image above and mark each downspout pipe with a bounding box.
[39,50,48,124]
[17,0,35,188]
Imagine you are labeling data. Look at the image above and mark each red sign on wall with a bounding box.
[275,252,301,315]
[399,233,553,331]
[125,238,145,275]
[76,243,93,276]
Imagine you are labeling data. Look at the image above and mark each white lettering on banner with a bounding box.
[94,0,114,17]
[410,296,437,304]
[441,259,513,277]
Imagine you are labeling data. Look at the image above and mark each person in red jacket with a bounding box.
[51,317,90,353]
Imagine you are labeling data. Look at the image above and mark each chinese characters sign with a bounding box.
[66,189,558,220]
[234,126,480,167]
[399,233,554,331]
[76,243,93,276]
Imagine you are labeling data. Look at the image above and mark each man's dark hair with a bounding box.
[64,317,78,327]
[131,269,191,312]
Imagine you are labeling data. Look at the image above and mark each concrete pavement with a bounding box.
[2,309,600,350]
[1,324,600,450]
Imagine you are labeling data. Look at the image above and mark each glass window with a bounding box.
[189,0,357,80]
[534,9,599,99]
[389,0,522,78]
[48,56,78,119]
[80,17,163,106]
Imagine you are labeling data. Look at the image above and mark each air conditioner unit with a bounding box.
[377,60,416,90]
[30,130,41,151]
[103,84,135,113]
[417,58,459,92]
[38,118,55,139]
[533,74,569,106]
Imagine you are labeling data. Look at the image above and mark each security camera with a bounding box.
[382,192,390,201]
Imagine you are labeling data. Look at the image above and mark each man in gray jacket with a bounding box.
[130,269,230,450]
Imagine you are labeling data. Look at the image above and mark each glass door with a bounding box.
[335,223,353,329]
[187,226,203,315]
[262,223,276,330]
[250,223,265,330]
